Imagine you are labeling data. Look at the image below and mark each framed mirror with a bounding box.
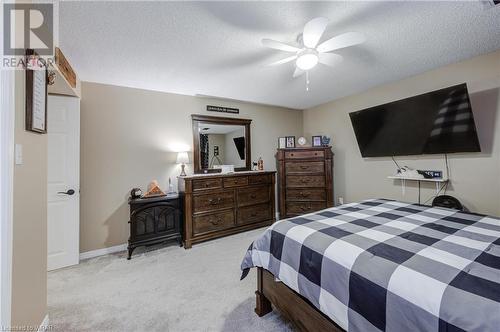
[192,114,251,174]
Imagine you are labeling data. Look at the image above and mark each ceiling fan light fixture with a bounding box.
[296,51,319,71]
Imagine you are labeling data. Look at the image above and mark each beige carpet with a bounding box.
[48,228,293,332]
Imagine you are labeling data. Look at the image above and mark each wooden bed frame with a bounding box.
[255,267,344,332]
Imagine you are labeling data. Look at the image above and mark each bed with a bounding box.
[241,199,500,332]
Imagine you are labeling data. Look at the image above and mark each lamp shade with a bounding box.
[176,151,189,164]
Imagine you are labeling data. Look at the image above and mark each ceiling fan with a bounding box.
[262,17,365,89]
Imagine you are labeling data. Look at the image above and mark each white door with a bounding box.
[47,95,80,271]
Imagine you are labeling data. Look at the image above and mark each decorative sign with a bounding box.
[25,50,48,134]
[207,105,239,114]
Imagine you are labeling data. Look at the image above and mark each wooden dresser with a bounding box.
[178,171,276,248]
[276,147,333,218]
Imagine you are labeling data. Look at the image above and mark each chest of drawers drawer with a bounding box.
[248,174,271,185]
[285,150,325,159]
[286,175,325,188]
[286,161,324,174]
[286,189,326,201]
[238,203,271,225]
[223,176,249,188]
[237,186,270,207]
[192,178,222,191]
[193,191,234,213]
[286,202,326,215]
[193,210,234,235]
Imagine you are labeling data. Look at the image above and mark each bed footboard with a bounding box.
[255,267,344,332]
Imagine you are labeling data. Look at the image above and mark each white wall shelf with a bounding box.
[388,176,449,199]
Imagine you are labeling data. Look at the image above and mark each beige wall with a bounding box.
[304,50,500,216]
[11,70,48,325]
[80,82,302,252]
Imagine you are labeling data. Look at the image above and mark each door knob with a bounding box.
[58,189,75,195]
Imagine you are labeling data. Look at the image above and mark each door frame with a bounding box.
[0,69,15,327]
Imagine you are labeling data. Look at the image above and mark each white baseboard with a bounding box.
[38,314,49,332]
[79,243,127,260]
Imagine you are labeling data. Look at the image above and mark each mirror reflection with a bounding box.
[198,123,246,170]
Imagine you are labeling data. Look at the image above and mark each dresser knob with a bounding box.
[300,166,308,170]
[250,194,256,199]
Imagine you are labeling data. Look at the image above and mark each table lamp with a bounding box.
[176,151,189,177]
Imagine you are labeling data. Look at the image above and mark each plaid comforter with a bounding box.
[240,199,500,332]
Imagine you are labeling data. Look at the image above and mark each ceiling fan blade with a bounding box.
[293,67,304,78]
[303,17,329,48]
[319,53,343,68]
[317,32,365,53]
[262,39,300,53]
[266,55,297,66]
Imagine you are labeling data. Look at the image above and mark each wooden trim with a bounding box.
[55,47,76,88]
[191,114,252,174]
[256,267,345,332]
[0,69,15,328]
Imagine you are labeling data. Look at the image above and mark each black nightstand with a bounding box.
[127,194,183,259]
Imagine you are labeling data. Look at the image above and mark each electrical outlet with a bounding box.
[338,196,344,205]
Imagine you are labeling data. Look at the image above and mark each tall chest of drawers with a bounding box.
[276,147,334,218]
[178,171,276,249]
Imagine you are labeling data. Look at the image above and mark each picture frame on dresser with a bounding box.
[312,135,322,147]
[285,136,295,148]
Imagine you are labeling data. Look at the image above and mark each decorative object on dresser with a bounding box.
[297,136,307,146]
[276,146,333,218]
[178,171,276,249]
[127,194,183,259]
[312,135,322,147]
[321,135,331,147]
[176,151,189,176]
[278,137,286,149]
[285,136,295,148]
[144,180,165,197]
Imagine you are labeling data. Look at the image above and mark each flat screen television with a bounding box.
[349,83,481,157]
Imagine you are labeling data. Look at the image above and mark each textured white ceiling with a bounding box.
[59,1,500,110]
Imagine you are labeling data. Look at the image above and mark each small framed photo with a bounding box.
[312,135,322,147]
[285,136,295,148]
[278,137,286,149]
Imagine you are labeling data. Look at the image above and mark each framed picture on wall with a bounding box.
[278,137,286,149]
[312,135,322,147]
[285,136,295,148]
[25,49,48,134]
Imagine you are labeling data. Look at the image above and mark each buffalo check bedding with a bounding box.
[240,199,500,332]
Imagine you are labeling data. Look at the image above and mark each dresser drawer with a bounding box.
[193,210,234,235]
[193,191,234,213]
[237,186,270,207]
[286,161,324,174]
[238,203,271,225]
[285,150,325,159]
[286,202,326,215]
[286,189,326,201]
[223,176,248,188]
[286,175,325,188]
[248,174,271,185]
[192,178,222,191]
